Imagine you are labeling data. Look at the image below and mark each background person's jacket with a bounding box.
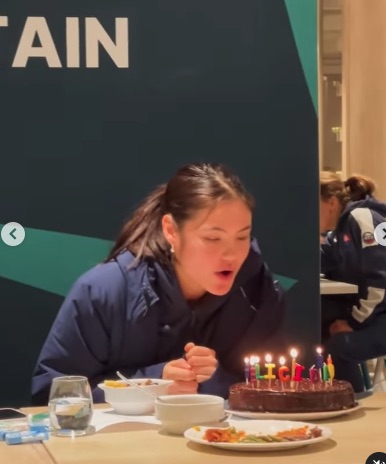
[31,239,286,405]
[321,196,386,329]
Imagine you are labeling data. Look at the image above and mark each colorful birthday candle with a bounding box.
[264,354,276,380]
[293,363,305,381]
[253,356,262,380]
[249,356,258,384]
[322,362,330,382]
[327,354,335,382]
[249,356,256,381]
[244,357,250,384]
[290,348,298,386]
[316,347,324,369]
[309,365,321,383]
[249,356,259,378]
[278,357,290,384]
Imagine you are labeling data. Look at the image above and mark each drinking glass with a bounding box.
[48,376,93,437]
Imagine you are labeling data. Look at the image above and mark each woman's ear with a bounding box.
[161,214,177,248]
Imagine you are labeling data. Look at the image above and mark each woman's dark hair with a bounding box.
[105,163,254,265]
[320,171,376,205]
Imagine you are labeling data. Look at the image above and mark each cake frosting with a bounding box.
[228,379,356,413]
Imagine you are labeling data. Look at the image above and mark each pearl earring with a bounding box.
[170,245,175,254]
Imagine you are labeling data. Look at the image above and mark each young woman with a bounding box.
[320,171,386,392]
[31,163,286,405]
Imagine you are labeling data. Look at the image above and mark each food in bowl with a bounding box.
[103,379,158,388]
[98,378,172,415]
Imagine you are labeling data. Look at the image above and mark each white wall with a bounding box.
[342,0,386,201]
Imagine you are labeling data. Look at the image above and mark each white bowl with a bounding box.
[98,378,172,415]
[155,394,225,435]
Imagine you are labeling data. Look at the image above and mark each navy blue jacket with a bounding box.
[321,197,386,329]
[31,239,285,405]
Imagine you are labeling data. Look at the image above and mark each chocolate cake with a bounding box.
[228,379,356,413]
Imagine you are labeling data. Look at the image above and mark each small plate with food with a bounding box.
[184,420,332,452]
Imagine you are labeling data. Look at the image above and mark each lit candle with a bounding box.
[244,357,250,384]
[315,347,324,369]
[249,356,256,381]
[250,356,261,379]
[327,354,335,384]
[316,346,324,380]
[309,365,321,383]
[249,356,259,387]
[322,363,330,382]
[293,363,305,382]
[264,354,276,380]
[255,356,265,386]
[290,348,298,387]
[278,356,290,389]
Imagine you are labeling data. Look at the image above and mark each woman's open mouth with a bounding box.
[215,270,234,281]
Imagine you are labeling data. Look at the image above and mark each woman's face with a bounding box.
[319,196,341,234]
[163,199,252,300]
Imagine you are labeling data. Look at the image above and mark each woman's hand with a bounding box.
[184,342,218,383]
[329,319,354,336]
[161,342,218,394]
[162,358,198,394]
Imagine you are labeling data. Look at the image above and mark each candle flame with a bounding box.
[244,357,249,365]
[316,347,322,355]
[265,354,272,363]
[279,356,285,366]
[290,348,298,358]
[250,356,258,365]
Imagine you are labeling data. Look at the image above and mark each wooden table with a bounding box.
[320,278,358,295]
[1,393,385,464]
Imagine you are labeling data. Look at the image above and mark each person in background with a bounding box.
[31,163,286,405]
[320,171,386,392]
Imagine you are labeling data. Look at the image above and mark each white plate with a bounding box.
[225,402,361,421]
[184,419,332,452]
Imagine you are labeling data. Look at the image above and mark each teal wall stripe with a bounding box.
[284,0,318,112]
[0,226,297,296]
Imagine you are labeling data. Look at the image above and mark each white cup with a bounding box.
[154,394,225,435]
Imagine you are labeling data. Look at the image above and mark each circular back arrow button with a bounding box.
[1,222,26,246]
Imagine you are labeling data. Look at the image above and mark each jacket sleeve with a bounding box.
[346,212,386,328]
[31,275,167,405]
[31,277,119,405]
